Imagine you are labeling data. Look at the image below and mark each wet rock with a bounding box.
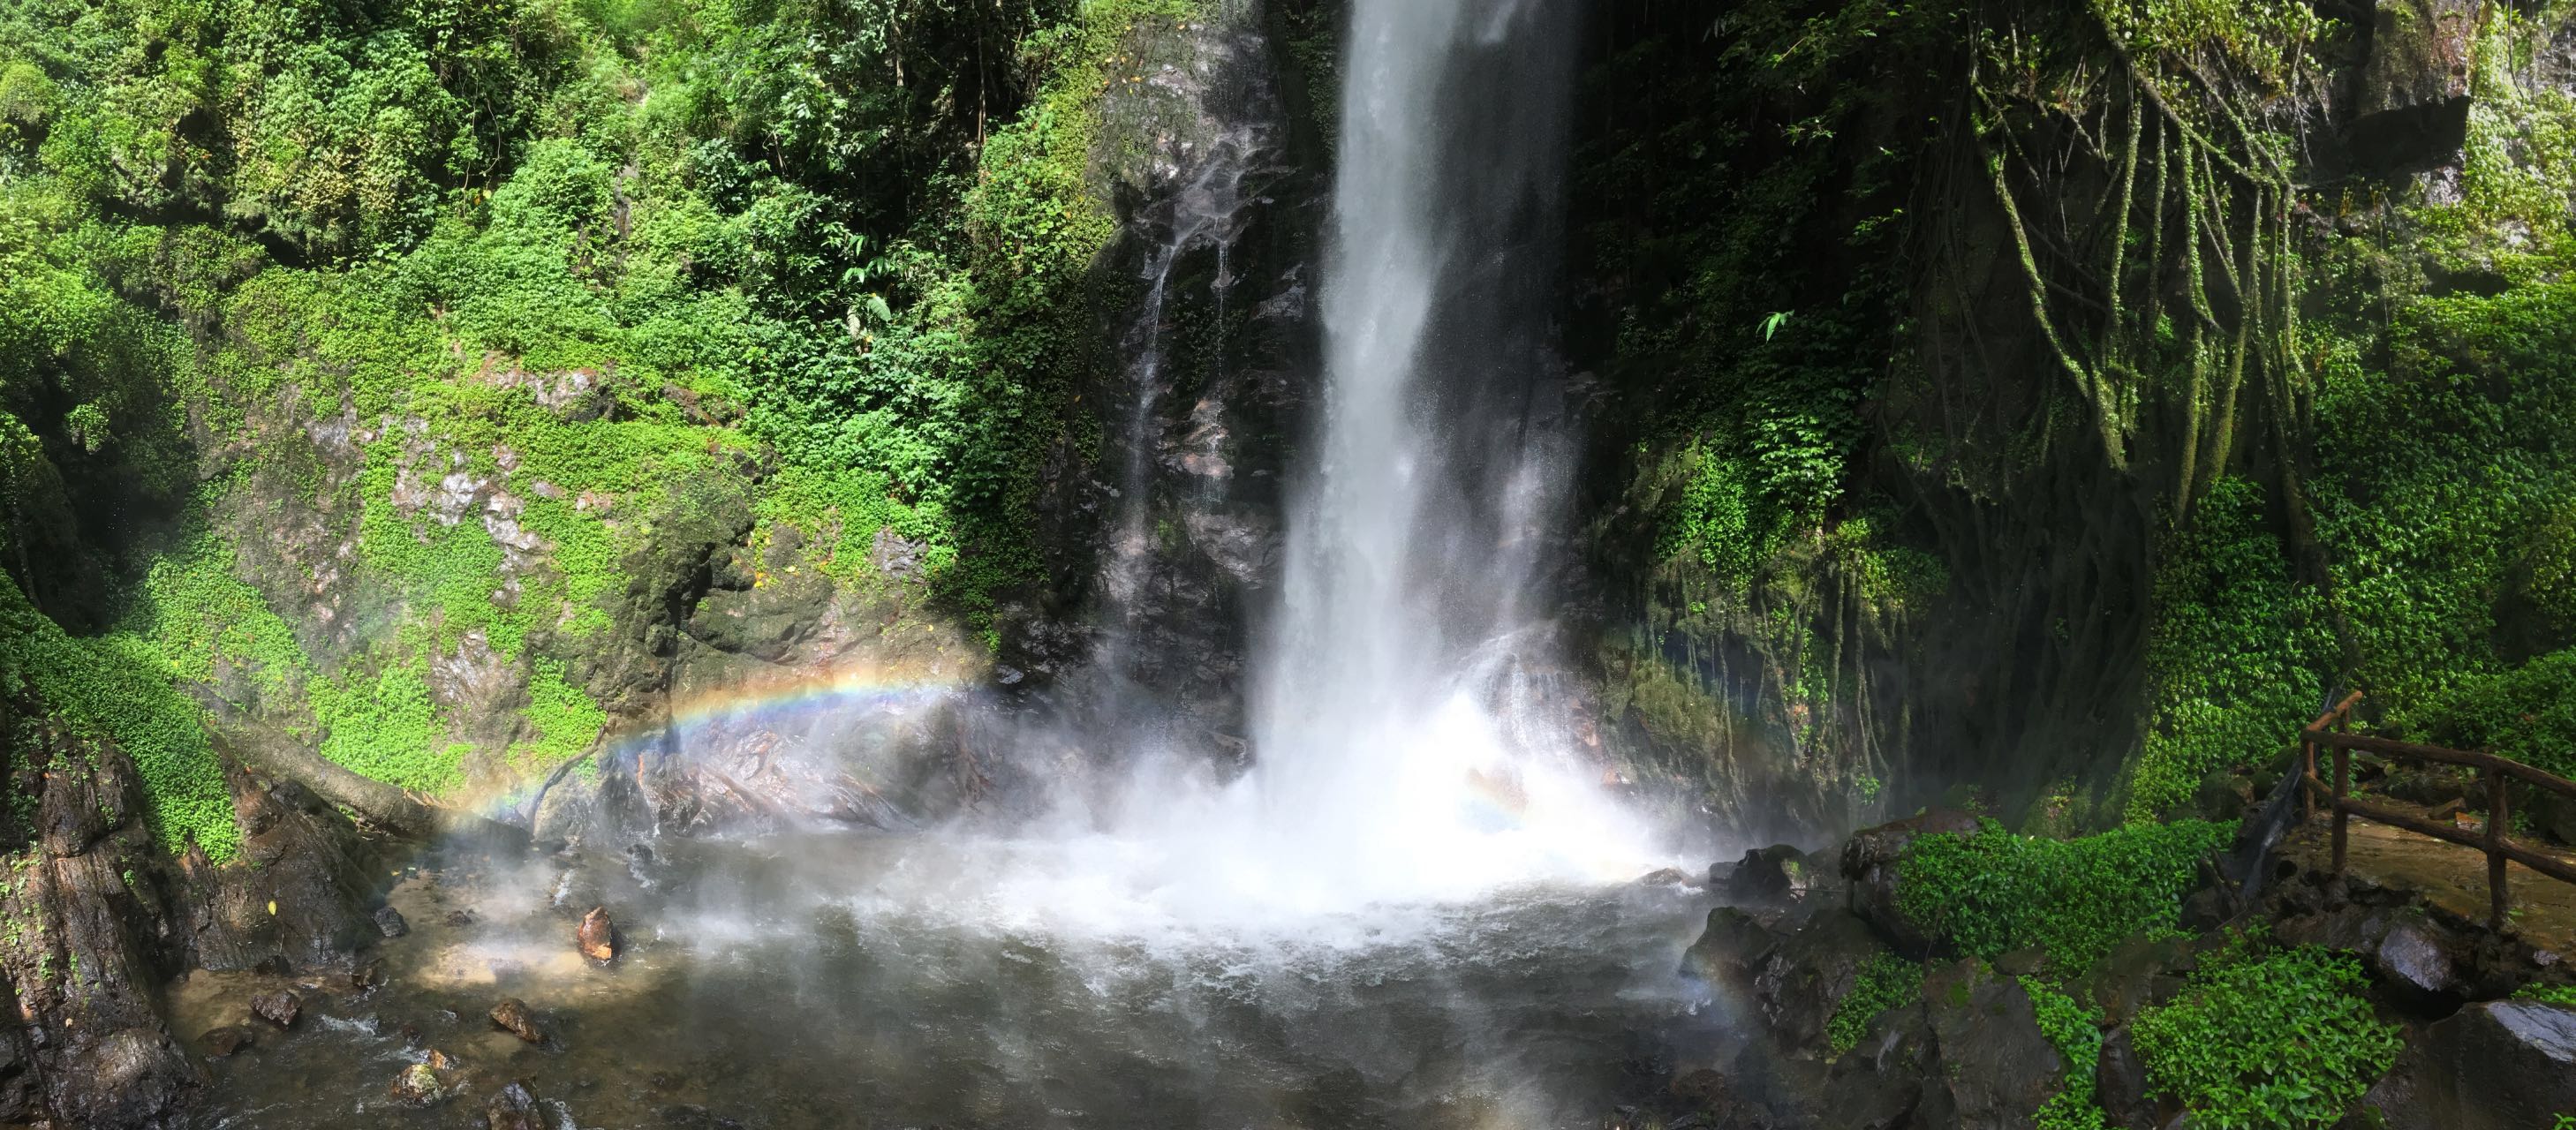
[2364,999,2576,1130]
[1748,910,1885,1053]
[1638,867,1690,886]
[1921,959,2062,1128]
[200,1025,256,1059]
[1823,998,1938,1130]
[446,908,479,927]
[1714,844,1824,902]
[2276,904,2471,1010]
[489,998,547,1044]
[487,1079,547,1130]
[2095,1026,2154,1130]
[374,905,409,938]
[1840,809,1980,953]
[250,990,301,1028]
[578,906,616,962]
[1681,906,1779,983]
[2526,786,2576,847]
[389,1061,441,1105]
[2080,934,2191,1025]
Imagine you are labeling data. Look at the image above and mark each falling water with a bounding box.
[1094,135,1258,697]
[1224,0,1651,900]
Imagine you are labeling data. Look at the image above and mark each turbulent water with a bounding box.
[190,2,1730,1126]
[186,836,1723,1129]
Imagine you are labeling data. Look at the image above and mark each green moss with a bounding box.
[1895,818,2232,968]
[0,576,242,862]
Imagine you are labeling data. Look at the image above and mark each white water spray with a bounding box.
[1001,0,1667,931]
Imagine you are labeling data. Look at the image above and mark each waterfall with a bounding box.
[1217,0,1652,903]
[957,0,1663,932]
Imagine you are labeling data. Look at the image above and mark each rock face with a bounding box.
[2346,0,2482,171]
[0,703,383,1129]
[2365,999,2576,1130]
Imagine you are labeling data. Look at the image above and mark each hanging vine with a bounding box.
[1965,0,2324,518]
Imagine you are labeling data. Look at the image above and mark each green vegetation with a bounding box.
[1825,952,1923,1057]
[0,0,1196,825]
[2514,981,2576,1008]
[2023,976,2109,1130]
[2130,477,2333,821]
[0,575,239,861]
[2131,945,2401,1130]
[1895,818,2232,968]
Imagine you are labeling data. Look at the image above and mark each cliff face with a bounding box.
[1564,0,2576,840]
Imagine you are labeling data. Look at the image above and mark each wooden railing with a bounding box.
[2298,693,2576,929]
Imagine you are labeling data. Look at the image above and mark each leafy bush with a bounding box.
[2023,976,2109,1130]
[1826,952,1923,1056]
[2131,946,2401,1130]
[2402,647,2576,781]
[1896,818,2233,968]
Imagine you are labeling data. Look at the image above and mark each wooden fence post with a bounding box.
[2331,745,2350,878]
[2489,767,2511,930]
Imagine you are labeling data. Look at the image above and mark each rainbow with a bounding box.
[484,662,976,821]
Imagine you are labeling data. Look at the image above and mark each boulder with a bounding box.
[1681,906,1783,985]
[488,998,547,1044]
[1748,910,1887,1054]
[2364,999,2576,1130]
[1840,809,1980,953]
[2080,934,2191,1026]
[486,1079,548,1130]
[249,990,300,1029]
[389,1062,441,1105]
[2276,905,2471,1010]
[373,906,409,938]
[2094,1026,2155,1130]
[1715,844,1819,901]
[578,906,616,962]
[1823,1000,1939,1130]
[1920,960,2063,1130]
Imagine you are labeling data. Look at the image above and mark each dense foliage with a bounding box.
[2130,944,2401,1130]
[0,0,1190,837]
[1895,818,2232,967]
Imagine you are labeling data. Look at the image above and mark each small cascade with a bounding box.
[1092,132,1260,698]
